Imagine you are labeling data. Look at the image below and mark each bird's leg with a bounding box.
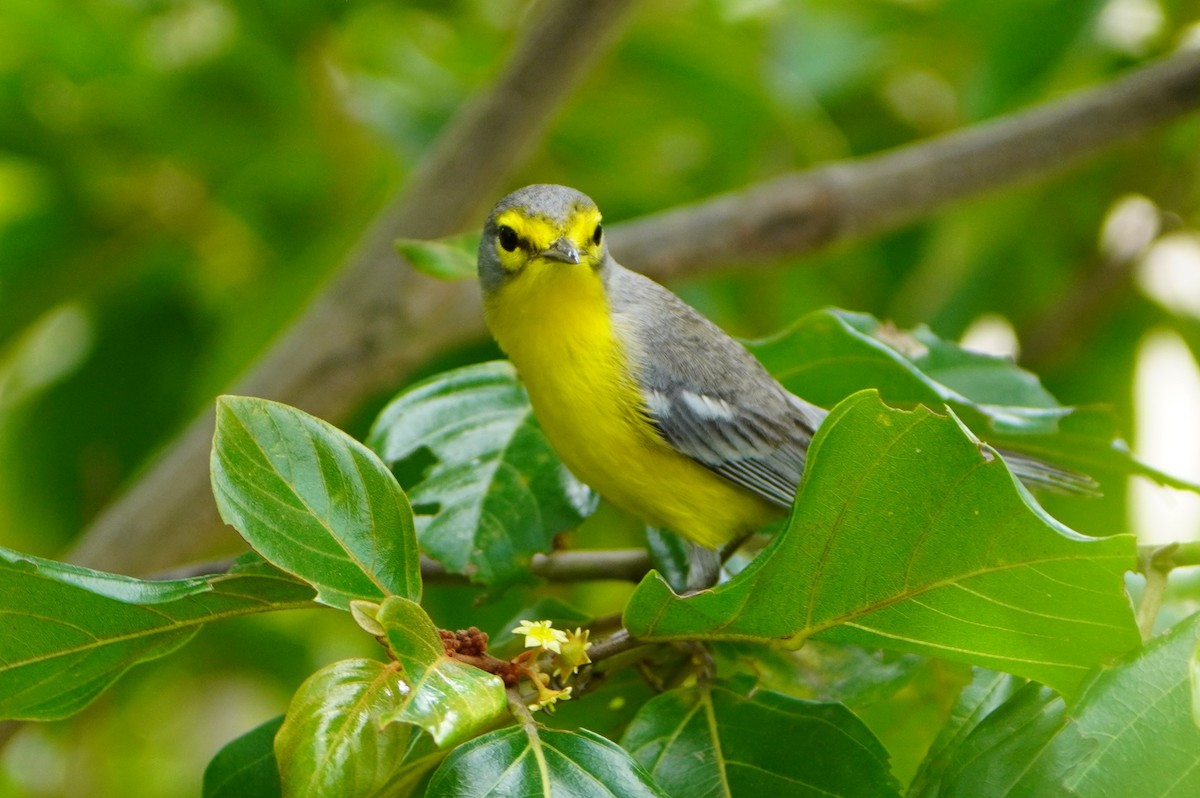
[685,543,722,591]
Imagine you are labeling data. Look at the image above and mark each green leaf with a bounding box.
[368,362,595,589]
[372,596,508,748]
[275,658,441,798]
[212,395,422,609]
[395,232,481,280]
[848,658,973,789]
[749,309,1056,413]
[925,613,1200,797]
[427,725,668,797]
[907,670,1027,798]
[622,683,900,798]
[749,308,1197,490]
[0,549,315,720]
[624,391,1139,696]
[203,715,284,798]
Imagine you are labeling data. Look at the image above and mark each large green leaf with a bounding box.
[923,613,1200,797]
[368,362,595,589]
[624,391,1139,696]
[621,683,900,798]
[203,715,284,798]
[274,658,441,798]
[212,395,422,609]
[749,309,1193,489]
[369,596,507,748]
[426,725,667,797]
[0,550,315,720]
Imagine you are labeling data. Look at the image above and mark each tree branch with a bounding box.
[68,0,636,574]
[608,48,1200,279]
[70,49,1200,575]
[420,549,652,585]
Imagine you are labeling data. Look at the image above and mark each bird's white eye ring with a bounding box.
[498,225,520,252]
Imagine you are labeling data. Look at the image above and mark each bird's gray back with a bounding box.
[604,261,823,507]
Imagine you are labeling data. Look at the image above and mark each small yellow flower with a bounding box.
[553,627,593,680]
[513,619,568,654]
[528,684,572,713]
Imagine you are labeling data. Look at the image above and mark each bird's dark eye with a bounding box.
[592,223,603,246]
[498,225,520,252]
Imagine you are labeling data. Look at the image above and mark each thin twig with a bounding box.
[533,549,652,582]
[610,49,1200,279]
[588,628,642,663]
[422,549,652,584]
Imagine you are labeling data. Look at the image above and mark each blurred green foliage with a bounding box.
[2,0,1199,795]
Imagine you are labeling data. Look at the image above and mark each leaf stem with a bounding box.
[1136,544,1178,641]
[506,686,539,730]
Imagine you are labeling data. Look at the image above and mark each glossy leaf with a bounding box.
[395,232,480,280]
[622,683,899,798]
[212,395,421,609]
[372,596,508,748]
[624,391,1139,696]
[749,308,1196,489]
[925,612,1200,797]
[368,362,595,588]
[0,550,315,720]
[275,658,441,798]
[427,725,667,797]
[203,715,284,798]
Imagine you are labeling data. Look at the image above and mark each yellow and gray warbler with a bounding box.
[477,184,1085,550]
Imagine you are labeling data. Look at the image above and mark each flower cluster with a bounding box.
[511,620,593,712]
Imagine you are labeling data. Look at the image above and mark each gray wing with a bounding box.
[606,263,825,508]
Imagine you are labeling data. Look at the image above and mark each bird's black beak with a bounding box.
[541,237,581,265]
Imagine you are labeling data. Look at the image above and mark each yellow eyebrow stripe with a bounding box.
[495,210,555,252]
[567,206,601,247]
[495,206,602,252]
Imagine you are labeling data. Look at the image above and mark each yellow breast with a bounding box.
[484,262,778,548]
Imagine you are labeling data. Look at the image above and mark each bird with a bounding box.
[476,184,1089,553]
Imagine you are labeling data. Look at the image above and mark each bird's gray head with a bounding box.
[477,184,608,294]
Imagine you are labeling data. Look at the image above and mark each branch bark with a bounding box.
[70,48,1200,575]
[68,0,636,573]
[608,48,1200,279]
[420,549,652,585]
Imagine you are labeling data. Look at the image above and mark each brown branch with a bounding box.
[608,48,1200,279]
[420,549,652,585]
[69,48,1200,575]
[68,0,636,574]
